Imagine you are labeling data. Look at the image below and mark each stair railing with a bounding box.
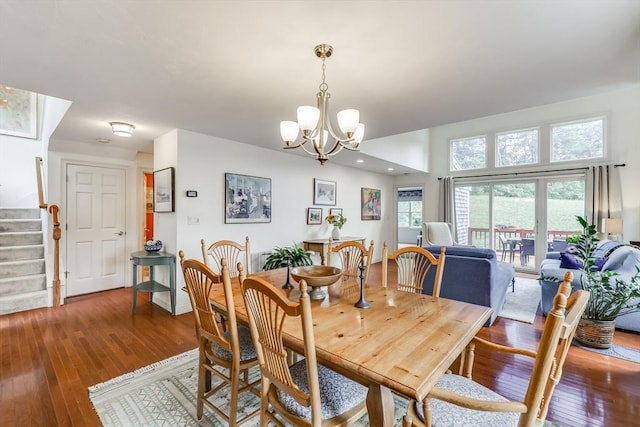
[35,156,61,307]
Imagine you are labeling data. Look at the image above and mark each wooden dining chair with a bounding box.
[327,238,374,285]
[241,275,368,426]
[403,272,589,427]
[381,243,446,295]
[201,236,251,278]
[179,252,260,425]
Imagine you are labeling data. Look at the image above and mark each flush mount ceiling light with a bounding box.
[109,121,135,137]
[280,44,365,165]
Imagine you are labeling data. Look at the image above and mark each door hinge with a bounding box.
[64,271,69,278]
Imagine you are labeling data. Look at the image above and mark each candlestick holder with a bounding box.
[354,264,369,309]
[282,254,293,289]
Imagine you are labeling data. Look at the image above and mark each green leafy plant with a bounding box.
[262,243,313,271]
[565,231,582,244]
[573,215,640,321]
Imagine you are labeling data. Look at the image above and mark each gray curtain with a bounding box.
[585,164,622,233]
[439,176,456,235]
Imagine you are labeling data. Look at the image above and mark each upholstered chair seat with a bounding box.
[276,361,368,420]
[211,325,257,362]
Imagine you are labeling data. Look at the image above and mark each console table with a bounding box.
[303,236,366,265]
[130,250,176,315]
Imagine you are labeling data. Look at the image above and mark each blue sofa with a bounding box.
[422,246,515,326]
[540,242,640,333]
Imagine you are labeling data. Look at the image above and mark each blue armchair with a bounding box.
[422,246,515,326]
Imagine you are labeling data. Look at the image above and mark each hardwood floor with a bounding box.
[0,263,638,426]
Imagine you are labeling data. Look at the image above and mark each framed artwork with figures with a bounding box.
[361,187,381,220]
[225,173,272,223]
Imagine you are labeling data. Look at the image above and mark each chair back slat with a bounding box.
[382,243,446,296]
[201,236,251,277]
[328,238,374,285]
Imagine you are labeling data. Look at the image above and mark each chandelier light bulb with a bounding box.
[337,109,360,135]
[280,121,299,144]
[297,106,320,132]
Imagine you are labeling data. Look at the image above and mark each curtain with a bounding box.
[585,164,622,234]
[439,176,456,237]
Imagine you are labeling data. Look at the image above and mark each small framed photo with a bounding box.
[307,207,322,224]
[153,167,175,213]
[314,178,336,206]
[361,187,381,220]
[330,208,342,216]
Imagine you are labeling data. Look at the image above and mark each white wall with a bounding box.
[154,129,395,314]
[415,86,640,241]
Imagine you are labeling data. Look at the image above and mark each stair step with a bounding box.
[0,274,47,297]
[0,219,42,232]
[0,245,44,262]
[0,208,40,220]
[0,259,45,279]
[0,290,48,315]
[0,232,43,247]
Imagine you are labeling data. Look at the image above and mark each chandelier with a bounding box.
[280,44,365,165]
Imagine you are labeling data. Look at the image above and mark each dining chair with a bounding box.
[520,238,535,266]
[403,271,590,427]
[381,242,446,295]
[327,238,374,285]
[241,275,368,426]
[498,235,511,263]
[201,236,251,278]
[179,252,260,425]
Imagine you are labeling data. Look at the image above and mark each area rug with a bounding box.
[498,277,541,324]
[572,339,640,364]
[89,349,407,426]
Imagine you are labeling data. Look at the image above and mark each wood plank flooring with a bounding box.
[0,263,638,426]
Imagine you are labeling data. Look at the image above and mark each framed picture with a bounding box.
[307,207,322,224]
[153,167,175,212]
[330,208,342,216]
[0,84,38,139]
[225,173,271,223]
[314,178,336,206]
[361,187,381,220]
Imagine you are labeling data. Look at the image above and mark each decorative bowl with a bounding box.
[144,243,163,253]
[290,265,342,287]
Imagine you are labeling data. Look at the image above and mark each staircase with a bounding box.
[0,208,48,315]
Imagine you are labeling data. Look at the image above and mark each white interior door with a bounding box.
[66,164,126,296]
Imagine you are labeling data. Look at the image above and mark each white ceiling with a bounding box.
[1,1,639,175]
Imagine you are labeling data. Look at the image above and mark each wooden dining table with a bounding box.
[209,268,492,427]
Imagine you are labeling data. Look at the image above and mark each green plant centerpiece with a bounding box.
[571,216,640,348]
[262,243,313,271]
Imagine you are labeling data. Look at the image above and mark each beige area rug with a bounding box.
[498,277,541,323]
[89,349,407,426]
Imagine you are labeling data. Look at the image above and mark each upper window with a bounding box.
[496,128,539,167]
[451,136,487,171]
[397,201,422,228]
[551,118,604,162]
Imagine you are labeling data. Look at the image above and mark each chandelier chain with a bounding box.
[319,57,328,92]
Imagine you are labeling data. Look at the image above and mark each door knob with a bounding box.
[115,231,125,236]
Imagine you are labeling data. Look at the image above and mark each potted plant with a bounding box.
[572,216,640,348]
[262,243,313,271]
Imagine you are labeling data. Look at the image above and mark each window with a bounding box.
[551,118,604,162]
[397,201,422,228]
[496,128,539,167]
[451,136,487,171]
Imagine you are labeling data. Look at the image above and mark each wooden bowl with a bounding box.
[290,265,343,287]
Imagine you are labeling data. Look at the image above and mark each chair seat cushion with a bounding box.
[277,359,367,420]
[415,374,520,426]
[211,325,256,361]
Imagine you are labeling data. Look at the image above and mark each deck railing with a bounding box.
[467,227,574,249]
[36,157,61,307]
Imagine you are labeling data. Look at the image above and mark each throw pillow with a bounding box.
[559,253,583,269]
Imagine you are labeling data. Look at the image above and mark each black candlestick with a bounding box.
[354,264,369,309]
[282,254,293,289]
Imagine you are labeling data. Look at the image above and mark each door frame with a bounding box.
[60,158,136,300]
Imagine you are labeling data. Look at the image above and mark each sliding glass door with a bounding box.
[455,174,585,272]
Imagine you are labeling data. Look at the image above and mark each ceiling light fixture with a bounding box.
[110,121,135,137]
[280,44,365,165]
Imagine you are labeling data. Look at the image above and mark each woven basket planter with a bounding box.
[576,318,616,349]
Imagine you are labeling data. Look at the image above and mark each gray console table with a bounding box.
[130,250,176,315]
